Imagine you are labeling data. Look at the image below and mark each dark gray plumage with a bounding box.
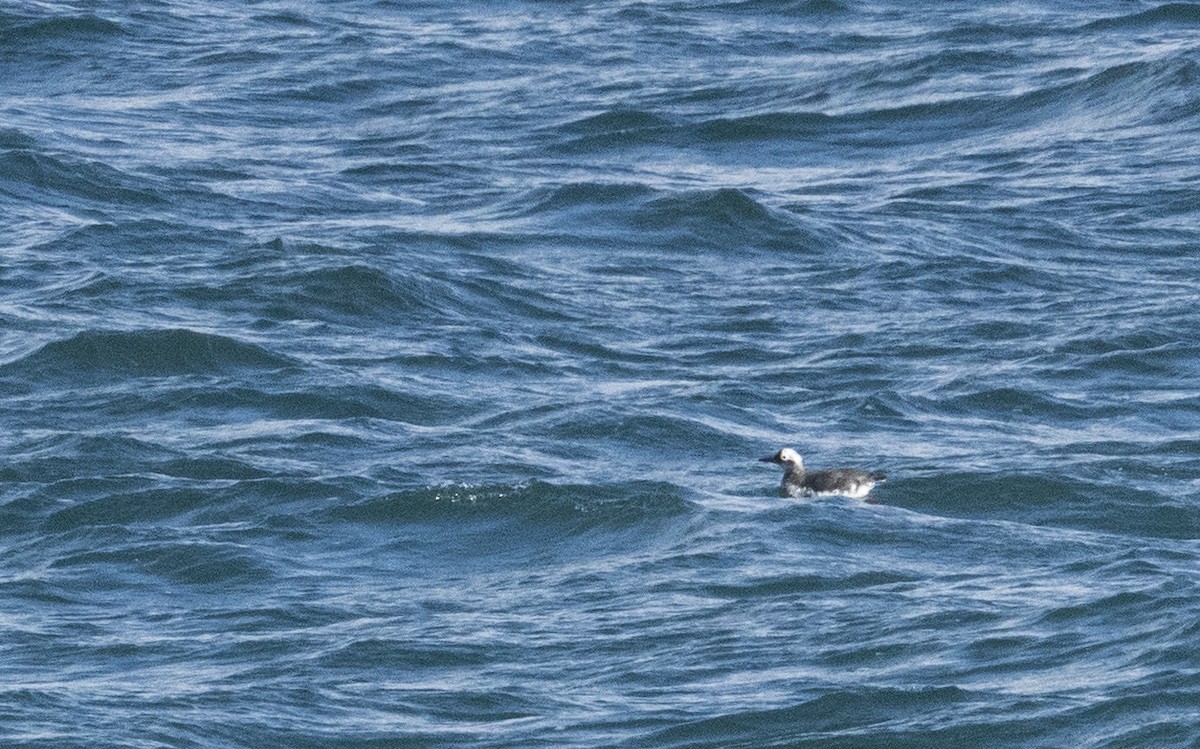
[760,448,885,499]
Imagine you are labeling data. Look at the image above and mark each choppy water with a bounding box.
[3,1,1200,747]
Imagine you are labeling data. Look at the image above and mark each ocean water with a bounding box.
[2,1,1200,746]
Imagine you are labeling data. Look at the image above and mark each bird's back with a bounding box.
[790,467,885,498]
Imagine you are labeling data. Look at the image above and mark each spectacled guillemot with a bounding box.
[760,448,886,499]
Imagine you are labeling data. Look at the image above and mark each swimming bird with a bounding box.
[759,448,886,499]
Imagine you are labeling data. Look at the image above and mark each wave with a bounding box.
[272,77,388,106]
[551,53,1200,166]
[41,219,246,258]
[1084,3,1200,30]
[0,128,35,150]
[328,477,700,552]
[550,108,675,152]
[0,12,123,43]
[49,538,273,586]
[483,180,834,255]
[267,263,439,324]
[637,686,979,749]
[42,486,211,533]
[696,67,1171,149]
[157,381,475,426]
[153,455,274,481]
[545,411,751,458]
[1060,56,1200,128]
[640,187,771,224]
[8,468,350,538]
[896,472,1200,541]
[707,0,851,14]
[932,386,1115,421]
[0,150,164,206]
[332,479,689,518]
[641,649,1200,749]
[558,108,674,137]
[703,570,918,599]
[178,242,585,331]
[636,187,838,253]
[0,329,294,382]
[496,181,656,221]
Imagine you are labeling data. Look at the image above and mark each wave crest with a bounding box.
[2,329,294,382]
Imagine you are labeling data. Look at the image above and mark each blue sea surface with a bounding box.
[3,1,1200,747]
